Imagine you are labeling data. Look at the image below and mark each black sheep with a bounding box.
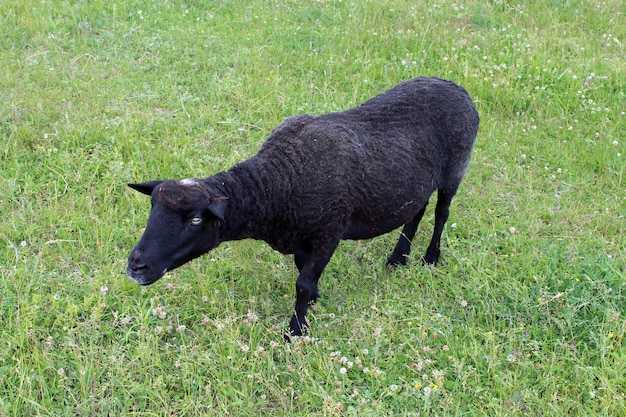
[127,76,479,339]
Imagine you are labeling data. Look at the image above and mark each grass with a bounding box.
[1,0,624,415]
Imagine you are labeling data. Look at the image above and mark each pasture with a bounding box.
[0,0,624,415]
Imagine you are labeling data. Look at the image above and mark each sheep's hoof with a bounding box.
[423,249,440,265]
[386,255,407,271]
[285,316,308,342]
[386,262,400,272]
[284,329,306,343]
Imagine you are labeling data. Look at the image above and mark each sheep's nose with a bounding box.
[127,249,148,276]
[130,263,148,274]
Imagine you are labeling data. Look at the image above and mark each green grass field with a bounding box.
[1,0,624,415]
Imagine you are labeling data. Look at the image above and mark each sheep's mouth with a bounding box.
[126,264,167,286]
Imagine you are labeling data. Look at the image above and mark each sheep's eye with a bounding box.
[190,217,203,226]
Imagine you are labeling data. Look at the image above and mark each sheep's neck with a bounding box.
[210,158,287,242]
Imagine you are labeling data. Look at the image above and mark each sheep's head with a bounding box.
[126,178,228,285]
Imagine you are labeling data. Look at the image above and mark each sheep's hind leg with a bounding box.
[387,206,427,270]
[287,239,339,341]
[423,187,457,265]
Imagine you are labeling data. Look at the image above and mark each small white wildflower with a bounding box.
[339,367,347,374]
[460,300,468,307]
[154,306,167,319]
[20,241,27,247]
[509,227,517,234]
[240,344,250,353]
[100,285,109,294]
[423,386,432,396]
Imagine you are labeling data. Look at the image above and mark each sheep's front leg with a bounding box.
[287,240,339,340]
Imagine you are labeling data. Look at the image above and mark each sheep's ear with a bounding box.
[128,181,163,196]
[208,197,228,222]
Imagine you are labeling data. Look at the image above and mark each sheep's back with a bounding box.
[250,76,478,238]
